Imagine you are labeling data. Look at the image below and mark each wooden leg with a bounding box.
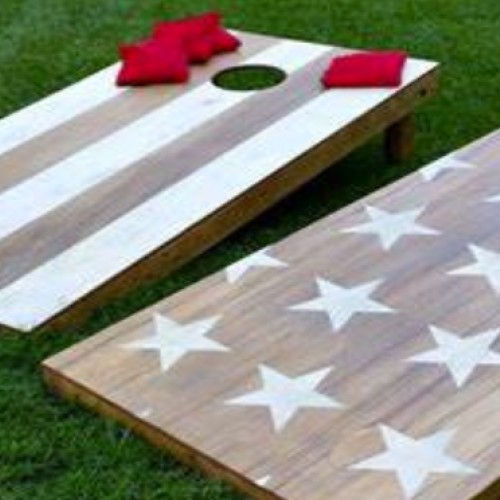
[385,114,415,163]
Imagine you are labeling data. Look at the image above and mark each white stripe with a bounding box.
[0,58,436,332]
[0,63,123,158]
[0,40,329,244]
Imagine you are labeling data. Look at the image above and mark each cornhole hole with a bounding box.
[44,128,500,500]
[0,31,437,333]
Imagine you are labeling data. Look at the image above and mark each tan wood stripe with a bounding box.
[0,31,275,194]
[0,48,342,288]
[0,63,124,159]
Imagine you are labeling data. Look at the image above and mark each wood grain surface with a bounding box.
[43,128,500,500]
[0,31,437,333]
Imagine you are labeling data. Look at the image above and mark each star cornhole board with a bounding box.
[0,30,437,333]
[44,129,500,500]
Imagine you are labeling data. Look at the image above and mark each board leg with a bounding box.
[385,114,415,163]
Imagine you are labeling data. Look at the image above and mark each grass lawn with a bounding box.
[2,0,500,498]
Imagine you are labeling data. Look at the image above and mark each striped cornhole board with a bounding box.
[0,30,437,333]
[44,128,500,500]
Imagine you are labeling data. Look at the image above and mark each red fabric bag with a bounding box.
[322,51,408,88]
[117,39,190,86]
[154,12,220,63]
[210,27,242,54]
[116,12,243,86]
[154,12,241,63]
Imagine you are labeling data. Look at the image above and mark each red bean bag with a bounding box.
[154,12,241,64]
[210,27,242,54]
[117,39,190,86]
[322,51,408,89]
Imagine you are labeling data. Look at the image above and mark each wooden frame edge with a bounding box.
[41,361,285,500]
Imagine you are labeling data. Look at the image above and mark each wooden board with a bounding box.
[0,30,437,333]
[44,127,500,500]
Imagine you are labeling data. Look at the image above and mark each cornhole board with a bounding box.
[44,127,500,500]
[0,31,438,333]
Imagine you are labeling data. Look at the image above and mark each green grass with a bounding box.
[2,0,500,497]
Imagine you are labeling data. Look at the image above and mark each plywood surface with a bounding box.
[44,129,500,500]
[0,30,437,332]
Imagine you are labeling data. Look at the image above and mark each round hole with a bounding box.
[212,65,287,91]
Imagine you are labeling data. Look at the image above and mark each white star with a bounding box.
[351,425,477,499]
[122,313,229,372]
[341,205,439,250]
[256,475,272,487]
[407,326,500,387]
[290,278,394,332]
[226,247,288,284]
[226,365,343,431]
[420,156,474,182]
[449,244,500,295]
[486,194,500,203]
